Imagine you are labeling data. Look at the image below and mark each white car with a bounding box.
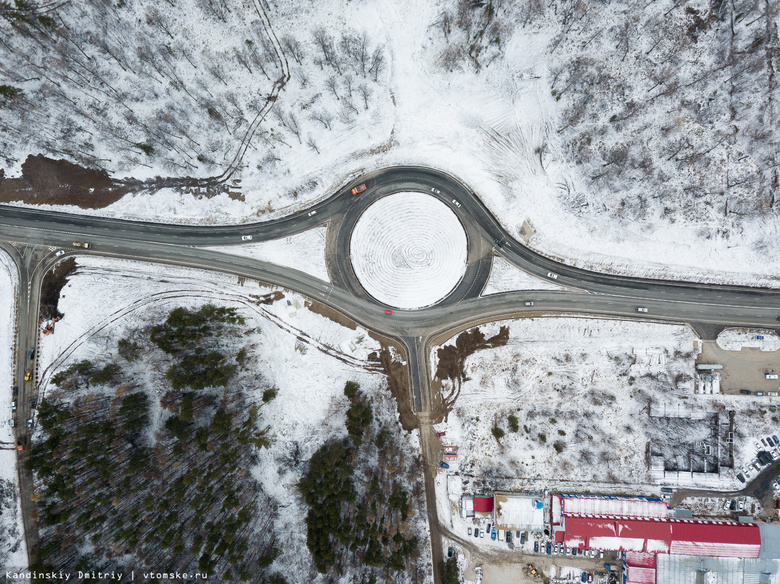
[55,250,65,257]
[452,199,461,208]
[547,272,559,279]
[241,235,253,241]
[525,301,534,306]
[307,210,317,217]
[723,500,731,510]
[637,307,649,313]
[738,500,745,511]
[431,187,441,194]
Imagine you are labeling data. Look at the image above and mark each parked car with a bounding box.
[447,547,453,558]
[757,392,766,396]
[740,390,752,395]
[10,418,15,428]
[588,574,594,583]
[547,272,558,279]
[773,435,779,446]
[637,307,649,313]
[307,210,317,217]
[738,500,745,511]
[599,551,604,559]
[723,500,731,510]
[439,461,449,469]
[534,541,539,553]
[520,532,526,545]
[436,432,446,437]
[27,418,32,429]
[546,543,551,554]
[468,527,472,536]
[767,374,779,379]
[241,235,253,241]
[480,530,484,538]
[12,400,16,410]
[29,400,36,409]
[475,529,480,538]
[351,183,367,195]
[730,500,737,510]
[12,386,18,397]
[737,473,746,483]
[505,531,512,544]
[491,530,496,541]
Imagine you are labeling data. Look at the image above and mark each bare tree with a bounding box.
[369,47,385,82]
[325,75,340,100]
[313,28,340,73]
[306,134,319,154]
[280,35,304,65]
[310,109,333,130]
[294,68,309,89]
[343,73,354,98]
[357,83,370,110]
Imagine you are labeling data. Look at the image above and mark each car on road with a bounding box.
[55,250,65,257]
[241,235,253,241]
[351,183,367,196]
[451,199,461,207]
[525,301,534,306]
[547,272,558,279]
[10,418,15,428]
[431,188,441,194]
[439,461,449,469]
[767,374,779,380]
[534,541,539,553]
[72,241,91,248]
[637,307,649,313]
[436,431,445,437]
[493,238,504,248]
[27,418,32,429]
[27,349,34,360]
[29,400,36,409]
[740,389,752,395]
[384,310,394,315]
[24,370,32,381]
[307,210,317,217]
[11,400,16,411]
[777,316,780,321]
[12,386,18,396]
[447,547,453,558]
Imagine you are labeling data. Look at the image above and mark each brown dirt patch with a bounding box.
[304,299,357,330]
[40,257,77,321]
[431,326,509,422]
[0,155,129,209]
[372,341,417,432]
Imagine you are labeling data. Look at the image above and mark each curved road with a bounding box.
[2,165,780,580]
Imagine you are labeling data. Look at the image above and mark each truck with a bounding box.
[16,436,25,451]
[72,242,92,249]
[24,370,32,382]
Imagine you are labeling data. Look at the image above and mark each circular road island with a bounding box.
[349,191,468,310]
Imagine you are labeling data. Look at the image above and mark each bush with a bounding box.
[346,402,373,446]
[439,557,460,584]
[492,426,505,440]
[538,433,547,443]
[344,381,359,399]
[117,338,141,361]
[262,388,278,403]
[90,363,121,385]
[508,414,519,432]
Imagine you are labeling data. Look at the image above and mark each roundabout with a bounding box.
[349,192,468,309]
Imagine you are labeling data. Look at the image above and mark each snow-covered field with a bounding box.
[36,255,429,581]
[716,328,780,352]
[0,250,26,571]
[482,256,576,296]
[350,192,467,309]
[3,0,778,292]
[202,226,329,282]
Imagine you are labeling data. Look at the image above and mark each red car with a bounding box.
[436,432,446,437]
[385,310,393,315]
[351,183,367,196]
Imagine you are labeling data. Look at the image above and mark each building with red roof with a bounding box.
[473,496,494,515]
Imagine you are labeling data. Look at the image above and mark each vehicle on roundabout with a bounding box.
[241,235,253,241]
[351,183,367,195]
[384,309,393,315]
[547,272,558,279]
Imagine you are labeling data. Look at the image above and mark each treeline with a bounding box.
[299,381,424,580]
[29,304,284,583]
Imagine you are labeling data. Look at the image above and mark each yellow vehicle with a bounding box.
[24,370,32,382]
[72,241,92,249]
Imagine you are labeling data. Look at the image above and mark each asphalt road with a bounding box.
[2,165,780,580]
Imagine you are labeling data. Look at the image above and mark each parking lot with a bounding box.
[698,341,780,394]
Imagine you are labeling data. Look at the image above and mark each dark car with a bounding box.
[29,400,36,409]
[737,473,746,483]
[534,541,539,553]
[546,543,552,554]
[474,529,479,538]
[740,390,752,395]
[27,349,34,360]
[505,531,512,544]
[520,532,526,545]
[493,238,504,248]
[13,386,18,396]
[773,435,779,446]
[730,500,737,510]
[439,461,449,469]
[447,547,453,558]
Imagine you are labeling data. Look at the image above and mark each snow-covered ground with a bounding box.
[482,256,576,296]
[202,226,329,282]
[4,0,778,292]
[36,255,429,581]
[350,192,467,309]
[716,328,780,352]
[0,250,26,571]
